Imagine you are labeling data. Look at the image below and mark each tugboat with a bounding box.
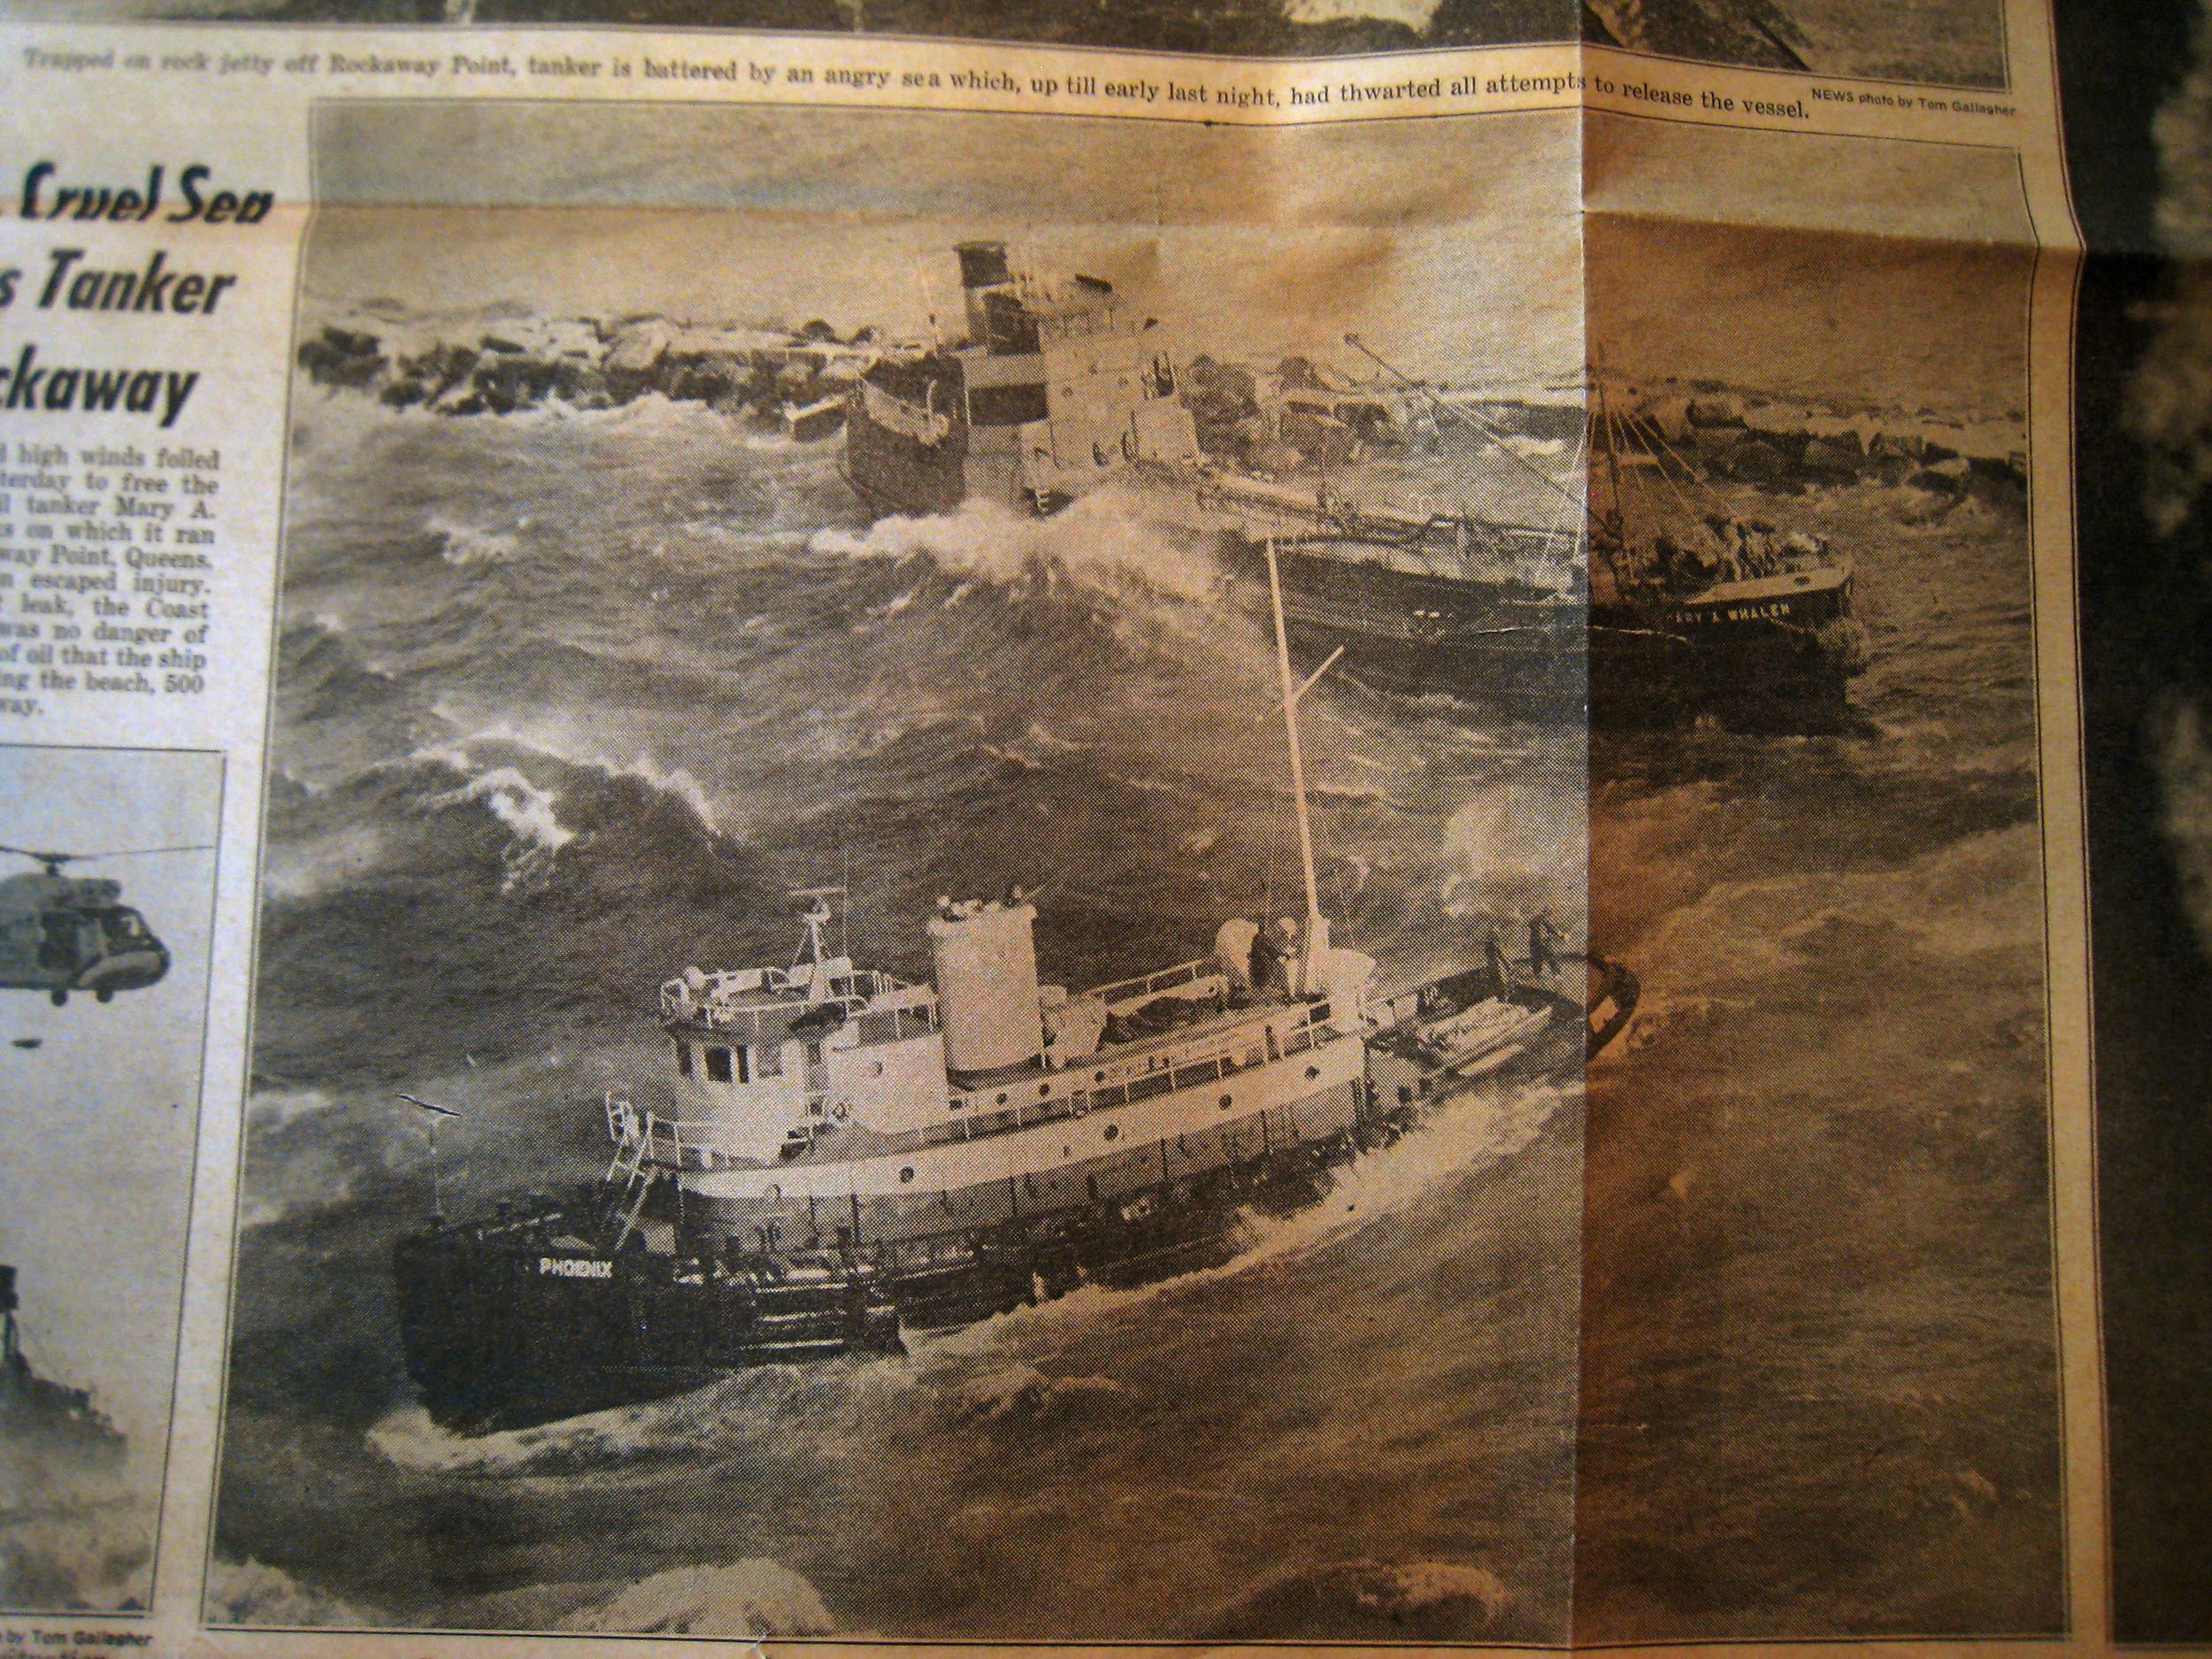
[392,546,1637,1433]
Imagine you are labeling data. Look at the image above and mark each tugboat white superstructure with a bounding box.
[637,880,1375,1256]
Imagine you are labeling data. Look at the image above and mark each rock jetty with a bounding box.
[296,307,876,426]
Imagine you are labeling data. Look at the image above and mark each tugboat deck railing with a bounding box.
[1079,957,1223,1014]
[660,967,930,1032]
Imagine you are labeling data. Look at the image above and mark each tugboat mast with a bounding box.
[790,887,845,1002]
[397,1094,461,1226]
[1264,538,1339,993]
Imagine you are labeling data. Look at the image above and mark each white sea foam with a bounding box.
[261,823,388,901]
[950,1364,1128,1425]
[245,1087,342,1133]
[426,515,518,566]
[203,1555,373,1628]
[419,715,729,834]
[809,486,1220,603]
[557,1559,833,1637]
[425,765,578,889]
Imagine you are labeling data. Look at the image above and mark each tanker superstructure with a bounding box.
[841,241,1199,517]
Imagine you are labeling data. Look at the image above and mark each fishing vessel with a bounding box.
[841,241,1199,518]
[392,546,1636,1433]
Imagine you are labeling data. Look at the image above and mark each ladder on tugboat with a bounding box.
[608,1166,657,1254]
[602,1089,658,1252]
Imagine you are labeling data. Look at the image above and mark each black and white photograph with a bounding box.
[204,96,2059,1644]
[212,99,1605,1640]
[0,741,222,1613]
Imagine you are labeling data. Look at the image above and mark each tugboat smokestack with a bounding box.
[928,898,1044,1079]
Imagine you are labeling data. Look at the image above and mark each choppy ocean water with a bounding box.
[210,386,2056,1640]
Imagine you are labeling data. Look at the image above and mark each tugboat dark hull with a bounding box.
[392,1225,906,1434]
[391,962,1643,1437]
[389,834,1643,1436]
[389,1109,1448,1434]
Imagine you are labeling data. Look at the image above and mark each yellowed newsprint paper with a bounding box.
[0,0,2144,1650]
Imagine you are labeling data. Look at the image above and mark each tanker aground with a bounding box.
[392,895,1637,1434]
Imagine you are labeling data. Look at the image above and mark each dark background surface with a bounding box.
[2055,0,2212,1640]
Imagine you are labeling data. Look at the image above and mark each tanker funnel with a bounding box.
[928,900,1043,1077]
[955,240,1018,346]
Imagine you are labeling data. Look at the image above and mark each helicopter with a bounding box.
[0,842,204,1006]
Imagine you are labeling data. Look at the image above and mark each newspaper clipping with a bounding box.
[0,0,2153,1651]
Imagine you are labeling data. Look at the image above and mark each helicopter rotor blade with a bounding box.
[0,842,211,870]
[0,844,84,869]
[73,844,214,861]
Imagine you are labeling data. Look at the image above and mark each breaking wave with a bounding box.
[810,485,1224,604]
[204,1556,373,1628]
[916,1072,1571,1365]
[1635,821,2042,1001]
[557,1559,834,1637]
[1202,1557,1515,1640]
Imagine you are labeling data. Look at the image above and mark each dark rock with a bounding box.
[1909,457,1972,493]
[297,326,387,390]
[1716,437,1793,486]
[1801,435,1866,478]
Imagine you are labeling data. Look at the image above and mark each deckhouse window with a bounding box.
[675,1041,693,1079]
[705,1045,741,1085]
